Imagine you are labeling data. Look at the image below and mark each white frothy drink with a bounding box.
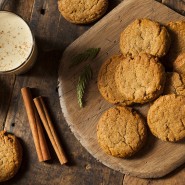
[0,11,34,72]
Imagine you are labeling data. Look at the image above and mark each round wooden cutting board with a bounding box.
[58,0,185,178]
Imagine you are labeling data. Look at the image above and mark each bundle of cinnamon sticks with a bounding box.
[21,87,67,164]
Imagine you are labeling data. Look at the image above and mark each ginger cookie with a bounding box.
[166,21,185,67]
[58,0,108,24]
[163,72,185,96]
[148,94,185,142]
[98,54,132,105]
[173,52,185,75]
[97,106,147,158]
[115,53,166,104]
[0,131,22,182]
[120,18,171,58]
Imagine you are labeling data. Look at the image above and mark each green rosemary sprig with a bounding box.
[69,48,100,68]
[77,65,93,108]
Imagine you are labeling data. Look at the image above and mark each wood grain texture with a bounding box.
[1,1,124,185]
[3,51,122,185]
[124,163,185,185]
[162,0,185,15]
[29,0,62,50]
[0,75,15,130]
[58,0,185,179]
[0,0,184,184]
[0,0,35,131]
[3,0,35,22]
[0,1,35,130]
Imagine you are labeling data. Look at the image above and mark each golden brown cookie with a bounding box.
[173,52,185,75]
[148,94,185,142]
[58,0,108,24]
[0,131,22,182]
[120,19,171,58]
[98,54,132,105]
[163,72,185,96]
[115,53,166,104]
[97,106,147,158]
[166,21,185,67]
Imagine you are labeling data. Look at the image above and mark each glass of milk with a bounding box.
[0,11,37,74]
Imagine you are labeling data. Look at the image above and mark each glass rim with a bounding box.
[0,10,35,73]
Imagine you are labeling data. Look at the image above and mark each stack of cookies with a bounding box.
[97,18,185,158]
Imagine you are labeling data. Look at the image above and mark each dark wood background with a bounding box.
[0,0,185,185]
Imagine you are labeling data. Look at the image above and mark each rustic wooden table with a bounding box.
[0,0,185,185]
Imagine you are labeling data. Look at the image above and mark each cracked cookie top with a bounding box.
[0,131,22,182]
[166,21,185,67]
[58,0,108,24]
[115,53,166,104]
[173,52,185,75]
[163,72,185,96]
[98,54,132,105]
[120,18,171,58]
[148,94,185,142]
[97,106,147,158]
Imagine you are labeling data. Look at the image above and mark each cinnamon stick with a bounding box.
[21,87,51,162]
[33,96,68,165]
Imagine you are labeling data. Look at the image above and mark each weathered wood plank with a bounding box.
[29,0,62,50]
[3,50,123,185]
[162,0,185,15]
[0,1,35,131]
[3,0,183,184]
[0,75,15,130]
[3,0,35,22]
[55,0,125,51]
[2,1,124,184]
[124,163,185,185]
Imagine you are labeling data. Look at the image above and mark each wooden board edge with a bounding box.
[57,0,185,178]
[58,85,185,178]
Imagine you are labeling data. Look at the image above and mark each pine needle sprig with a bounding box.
[69,48,100,68]
[87,48,101,59]
[77,65,93,108]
